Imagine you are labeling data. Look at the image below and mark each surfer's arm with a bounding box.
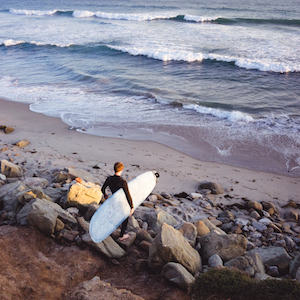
[122,182,133,210]
[101,177,110,199]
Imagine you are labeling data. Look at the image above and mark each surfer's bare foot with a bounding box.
[119,234,129,241]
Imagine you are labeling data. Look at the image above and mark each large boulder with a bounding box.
[200,231,247,262]
[249,246,292,275]
[0,159,23,178]
[82,233,126,259]
[224,251,265,277]
[162,262,195,290]
[0,181,28,213]
[67,181,102,208]
[67,276,144,300]
[19,198,76,236]
[148,223,202,274]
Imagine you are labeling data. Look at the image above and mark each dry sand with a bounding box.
[0,97,299,208]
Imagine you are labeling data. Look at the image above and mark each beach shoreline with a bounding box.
[0,97,299,206]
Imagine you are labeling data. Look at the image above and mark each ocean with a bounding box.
[0,0,299,176]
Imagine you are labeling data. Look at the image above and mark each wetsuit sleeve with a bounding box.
[101,177,110,195]
[122,181,133,208]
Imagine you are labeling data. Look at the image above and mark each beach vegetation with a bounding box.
[190,268,300,300]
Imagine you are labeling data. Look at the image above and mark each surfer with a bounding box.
[101,162,134,241]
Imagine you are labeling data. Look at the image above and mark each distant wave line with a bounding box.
[109,46,300,73]
[7,9,300,26]
[2,40,299,73]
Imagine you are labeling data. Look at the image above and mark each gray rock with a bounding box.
[136,228,153,243]
[23,177,48,189]
[25,198,76,236]
[17,188,51,205]
[249,246,292,275]
[77,216,90,232]
[84,204,100,221]
[117,231,137,251]
[16,202,32,225]
[64,167,99,183]
[0,159,23,178]
[82,233,126,259]
[162,262,195,290]
[144,208,178,232]
[208,254,223,268]
[289,252,300,279]
[250,210,260,220]
[218,210,234,220]
[198,181,224,195]
[67,276,144,300]
[127,215,140,231]
[296,267,300,283]
[177,222,197,247]
[148,223,202,274]
[224,252,265,277]
[0,181,28,202]
[252,221,267,232]
[44,187,67,203]
[200,231,247,262]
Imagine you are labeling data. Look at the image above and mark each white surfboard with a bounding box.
[89,170,159,243]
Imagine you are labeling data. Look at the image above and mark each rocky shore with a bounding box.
[1,97,300,299]
[1,131,300,299]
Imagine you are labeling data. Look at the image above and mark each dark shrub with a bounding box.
[190,268,300,300]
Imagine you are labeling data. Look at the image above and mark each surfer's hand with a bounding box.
[130,207,134,216]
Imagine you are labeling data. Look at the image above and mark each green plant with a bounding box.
[190,268,300,300]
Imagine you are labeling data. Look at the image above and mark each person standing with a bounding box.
[101,162,134,241]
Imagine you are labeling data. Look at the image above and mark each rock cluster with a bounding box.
[1,157,300,297]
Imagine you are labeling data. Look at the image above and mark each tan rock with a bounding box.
[247,201,263,211]
[4,126,14,134]
[15,139,30,148]
[194,220,210,236]
[148,223,202,274]
[0,159,23,178]
[67,181,102,208]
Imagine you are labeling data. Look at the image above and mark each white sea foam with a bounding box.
[95,11,177,21]
[183,103,254,123]
[109,46,300,73]
[184,15,220,22]
[9,9,57,16]
[2,39,24,46]
[109,46,204,62]
[73,11,95,18]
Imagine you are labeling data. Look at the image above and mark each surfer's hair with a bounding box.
[114,162,124,173]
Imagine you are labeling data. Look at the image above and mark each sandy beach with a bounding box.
[0,97,299,207]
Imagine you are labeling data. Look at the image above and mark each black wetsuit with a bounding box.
[101,175,133,237]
